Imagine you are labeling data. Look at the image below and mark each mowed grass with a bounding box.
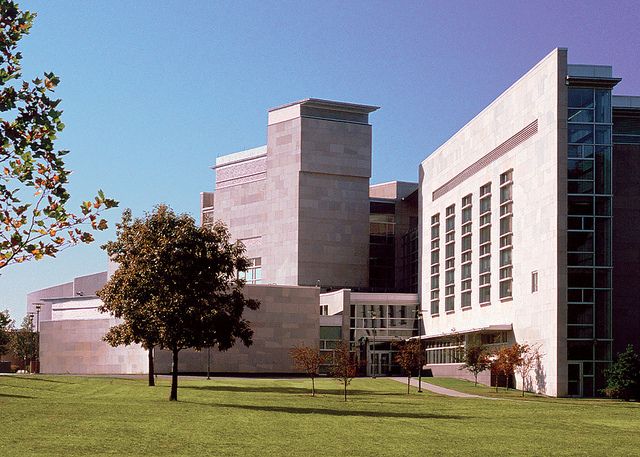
[1,375,639,457]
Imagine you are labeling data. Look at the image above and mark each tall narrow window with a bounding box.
[430,214,440,315]
[444,205,455,312]
[499,170,513,299]
[461,194,472,308]
[479,183,491,305]
[531,271,538,293]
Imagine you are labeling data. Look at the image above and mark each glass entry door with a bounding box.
[369,350,392,376]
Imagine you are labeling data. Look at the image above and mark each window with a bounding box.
[238,257,262,284]
[445,205,455,313]
[460,194,472,309]
[479,183,492,305]
[532,271,538,293]
[499,170,513,299]
[430,213,441,315]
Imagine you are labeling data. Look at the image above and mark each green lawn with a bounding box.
[1,375,638,456]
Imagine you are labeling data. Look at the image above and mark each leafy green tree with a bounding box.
[0,1,117,269]
[460,344,491,386]
[98,205,259,401]
[603,344,640,401]
[11,314,37,370]
[0,309,13,357]
[394,339,422,394]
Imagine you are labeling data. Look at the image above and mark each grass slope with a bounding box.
[1,375,638,456]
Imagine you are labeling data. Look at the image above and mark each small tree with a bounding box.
[514,343,543,396]
[11,315,37,371]
[603,344,640,401]
[0,310,13,357]
[491,344,521,391]
[330,341,357,402]
[461,344,491,386]
[290,344,325,396]
[99,205,259,401]
[394,339,422,394]
[0,1,117,269]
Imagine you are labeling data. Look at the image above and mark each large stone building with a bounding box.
[24,48,639,396]
[419,48,640,397]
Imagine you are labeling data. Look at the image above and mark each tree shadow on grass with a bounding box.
[9,376,75,384]
[183,401,469,419]
[182,385,404,397]
[0,392,34,399]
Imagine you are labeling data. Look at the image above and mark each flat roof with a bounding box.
[268,98,379,114]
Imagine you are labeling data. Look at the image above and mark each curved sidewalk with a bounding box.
[390,377,489,398]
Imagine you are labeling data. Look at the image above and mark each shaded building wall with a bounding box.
[612,107,640,356]
[40,317,147,374]
[155,284,319,373]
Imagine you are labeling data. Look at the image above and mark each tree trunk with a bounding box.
[407,376,411,394]
[344,379,347,402]
[522,374,525,397]
[148,347,155,387]
[474,373,478,386]
[311,376,315,397]
[169,348,179,401]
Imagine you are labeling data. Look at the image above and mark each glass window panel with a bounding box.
[568,303,593,324]
[568,326,593,339]
[568,88,594,109]
[461,235,471,252]
[582,145,594,158]
[567,159,594,180]
[461,292,471,308]
[568,124,594,144]
[462,207,472,223]
[568,108,594,123]
[568,144,582,158]
[595,197,611,216]
[568,251,593,266]
[500,185,512,203]
[568,196,593,215]
[568,180,594,194]
[479,287,490,303]
[595,268,611,288]
[461,263,471,279]
[500,216,512,235]
[594,90,612,123]
[567,341,593,360]
[568,217,582,230]
[500,248,512,267]
[445,270,455,285]
[499,280,512,298]
[568,268,593,288]
[446,217,455,232]
[595,218,611,266]
[595,126,611,145]
[431,275,439,289]
[594,146,611,194]
[480,227,491,244]
[445,243,454,259]
[568,231,593,252]
[480,197,491,214]
[479,256,491,273]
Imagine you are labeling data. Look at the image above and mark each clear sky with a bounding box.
[1,0,639,320]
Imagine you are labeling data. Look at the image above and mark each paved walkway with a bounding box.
[390,377,489,398]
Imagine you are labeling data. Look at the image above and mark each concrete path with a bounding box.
[390,377,488,398]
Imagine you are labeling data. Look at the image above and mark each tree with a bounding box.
[290,344,326,396]
[460,344,491,387]
[513,343,543,396]
[98,205,259,401]
[394,339,422,394]
[10,314,37,371]
[330,341,357,402]
[603,344,640,401]
[0,309,13,357]
[0,1,117,269]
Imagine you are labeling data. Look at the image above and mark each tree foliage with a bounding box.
[603,344,640,401]
[461,344,491,386]
[290,344,326,396]
[330,341,357,402]
[0,1,117,269]
[491,344,523,391]
[98,205,259,401]
[394,339,422,394]
[0,308,13,356]
[513,343,543,396]
[10,314,37,369]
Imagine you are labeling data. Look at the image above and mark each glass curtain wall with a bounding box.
[566,87,613,397]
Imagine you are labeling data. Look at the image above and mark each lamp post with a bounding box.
[416,308,423,393]
[35,304,41,374]
[207,346,211,380]
[371,311,377,379]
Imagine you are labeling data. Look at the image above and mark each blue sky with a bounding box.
[1,0,639,319]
